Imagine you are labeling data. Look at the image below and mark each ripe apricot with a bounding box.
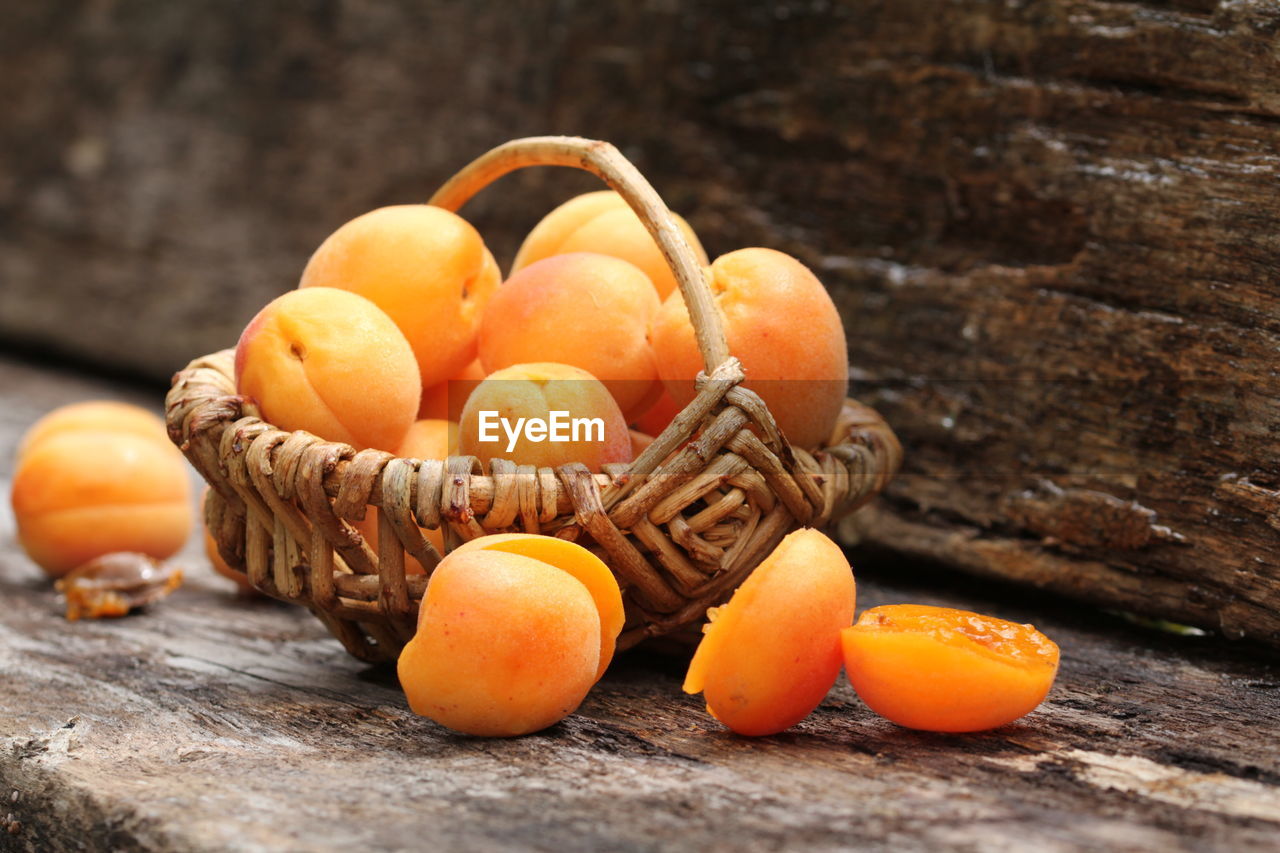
[397,549,600,736]
[632,388,681,437]
[450,533,623,679]
[12,431,192,577]
[352,419,456,570]
[299,205,499,388]
[235,287,420,452]
[649,248,848,450]
[511,190,709,300]
[17,401,170,461]
[457,362,631,471]
[841,605,1060,733]
[684,528,856,736]
[479,253,662,420]
[418,359,486,422]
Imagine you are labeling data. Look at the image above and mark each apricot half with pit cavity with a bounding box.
[841,604,1060,732]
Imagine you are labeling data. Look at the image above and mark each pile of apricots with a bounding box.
[235,190,850,470]
[8,190,1061,738]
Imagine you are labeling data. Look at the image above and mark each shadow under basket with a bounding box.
[164,136,903,663]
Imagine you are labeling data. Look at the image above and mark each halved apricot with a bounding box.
[450,533,623,679]
[841,604,1060,732]
[683,528,856,736]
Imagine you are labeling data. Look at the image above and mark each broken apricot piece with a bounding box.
[450,533,623,679]
[841,604,1060,733]
[684,528,856,736]
[397,549,599,737]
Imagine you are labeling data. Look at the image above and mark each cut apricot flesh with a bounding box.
[841,604,1060,733]
[450,533,623,679]
[683,528,856,736]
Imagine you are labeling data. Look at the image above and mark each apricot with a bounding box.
[17,401,170,461]
[841,605,1060,733]
[418,359,486,422]
[479,253,662,420]
[684,528,856,736]
[299,205,499,388]
[235,287,420,452]
[11,431,192,577]
[632,389,681,437]
[457,362,631,471]
[352,419,457,570]
[649,248,848,451]
[511,190,709,300]
[397,549,600,736]
[450,533,623,679]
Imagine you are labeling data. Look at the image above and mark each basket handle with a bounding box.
[429,136,731,374]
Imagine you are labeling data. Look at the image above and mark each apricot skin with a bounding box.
[12,431,192,577]
[684,528,856,736]
[450,533,624,679]
[235,287,421,452]
[397,550,600,737]
[649,248,848,451]
[632,389,681,437]
[17,401,170,461]
[418,359,486,422]
[841,605,1060,733]
[457,362,632,471]
[299,205,499,388]
[479,253,662,420]
[511,191,709,300]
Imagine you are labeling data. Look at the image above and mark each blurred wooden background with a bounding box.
[3,0,1279,648]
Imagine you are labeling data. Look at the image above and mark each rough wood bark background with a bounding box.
[3,1,1279,645]
[3,357,1279,852]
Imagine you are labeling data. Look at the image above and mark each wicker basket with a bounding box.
[165,136,902,662]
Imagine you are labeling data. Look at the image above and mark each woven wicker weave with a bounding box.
[165,137,902,662]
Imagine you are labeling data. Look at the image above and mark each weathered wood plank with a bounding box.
[2,354,1279,851]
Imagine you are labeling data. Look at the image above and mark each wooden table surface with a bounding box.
[2,354,1278,852]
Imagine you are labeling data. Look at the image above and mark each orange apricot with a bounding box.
[451,533,623,679]
[632,388,682,437]
[299,205,499,388]
[235,287,420,452]
[352,419,456,571]
[418,359,486,422]
[11,431,192,577]
[511,190,708,300]
[684,528,856,736]
[479,253,662,420]
[841,605,1060,733]
[397,549,600,736]
[649,248,848,450]
[457,362,631,471]
[17,401,170,461]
